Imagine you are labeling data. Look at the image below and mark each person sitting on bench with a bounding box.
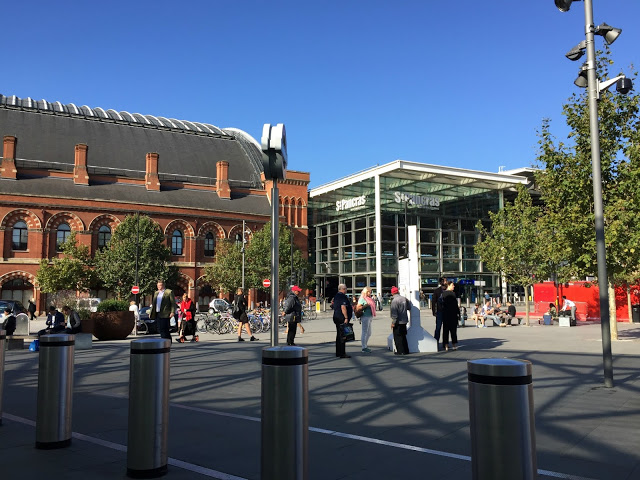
[38,305,66,337]
[501,301,517,326]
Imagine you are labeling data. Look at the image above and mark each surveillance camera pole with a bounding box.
[582,0,614,387]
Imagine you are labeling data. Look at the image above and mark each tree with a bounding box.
[203,239,243,295]
[475,186,553,326]
[37,231,96,294]
[245,222,313,293]
[94,214,177,300]
[535,50,640,334]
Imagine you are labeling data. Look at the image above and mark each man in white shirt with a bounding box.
[560,296,576,319]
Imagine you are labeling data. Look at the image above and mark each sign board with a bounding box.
[131,286,140,295]
[263,279,271,288]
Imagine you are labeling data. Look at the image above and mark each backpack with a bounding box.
[354,302,364,318]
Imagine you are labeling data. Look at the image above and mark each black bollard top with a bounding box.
[130,337,171,354]
[467,358,532,385]
[39,334,75,347]
[262,345,308,366]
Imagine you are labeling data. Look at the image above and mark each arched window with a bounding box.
[204,232,215,257]
[98,225,111,250]
[172,230,183,255]
[12,220,28,250]
[56,223,71,251]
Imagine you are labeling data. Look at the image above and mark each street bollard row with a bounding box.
[8,331,535,480]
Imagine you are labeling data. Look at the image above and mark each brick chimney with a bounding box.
[216,161,231,199]
[1,136,17,179]
[145,152,161,191]
[73,144,90,185]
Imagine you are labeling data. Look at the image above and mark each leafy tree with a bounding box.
[245,222,313,293]
[94,214,177,300]
[37,231,96,294]
[535,50,640,334]
[475,186,554,325]
[203,239,243,295]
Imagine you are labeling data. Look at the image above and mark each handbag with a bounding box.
[339,322,355,342]
[29,339,40,352]
[354,303,364,318]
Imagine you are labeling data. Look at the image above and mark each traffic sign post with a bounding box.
[263,279,271,288]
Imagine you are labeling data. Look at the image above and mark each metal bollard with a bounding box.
[36,334,75,449]
[468,358,537,480]
[261,346,308,480]
[0,330,5,426]
[127,338,170,479]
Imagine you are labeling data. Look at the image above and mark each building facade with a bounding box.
[0,94,309,312]
[308,161,529,302]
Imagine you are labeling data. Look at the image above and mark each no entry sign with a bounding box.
[131,285,140,295]
[263,279,271,288]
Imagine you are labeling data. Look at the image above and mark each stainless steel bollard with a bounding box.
[127,338,170,478]
[36,334,75,449]
[0,330,5,426]
[261,346,308,480]
[468,358,537,480]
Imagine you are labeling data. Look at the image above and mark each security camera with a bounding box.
[616,77,633,94]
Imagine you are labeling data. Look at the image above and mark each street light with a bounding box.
[555,0,633,388]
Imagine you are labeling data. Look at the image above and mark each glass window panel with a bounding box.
[172,230,183,255]
[463,260,480,272]
[381,213,395,226]
[12,221,28,250]
[420,229,438,244]
[369,243,377,256]
[442,231,459,244]
[343,248,353,260]
[204,232,215,256]
[443,246,459,258]
[330,223,338,235]
[382,258,397,271]
[56,223,71,251]
[98,225,111,250]
[342,220,352,231]
[462,233,477,245]
[461,219,477,231]
[342,260,353,273]
[343,232,352,246]
[329,235,338,247]
[421,259,439,272]
[355,276,367,289]
[463,246,477,259]
[355,259,367,272]
[420,216,437,228]
[443,260,460,271]
[420,245,438,258]
[382,228,395,242]
[382,242,396,257]
[442,219,458,230]
[354,229,366,244]
[319,251,328,262]
[320,237,328,249]
[320,225,327,236]
[354,244,367,258]
[354,218,366,230]
[369,258,376,270]
[330,249,339,261]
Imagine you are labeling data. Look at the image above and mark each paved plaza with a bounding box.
[1,310,639,479]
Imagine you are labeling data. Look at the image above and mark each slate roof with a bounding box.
[0,94,265,188]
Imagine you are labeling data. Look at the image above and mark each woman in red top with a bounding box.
[178,293,198,343]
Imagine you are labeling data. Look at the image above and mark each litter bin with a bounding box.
[632,304,640,323]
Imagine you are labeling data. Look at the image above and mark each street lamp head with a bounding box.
[565,41,586,61]
[555,0,580,12]
[595,23,622,45]
[574,68,588,88]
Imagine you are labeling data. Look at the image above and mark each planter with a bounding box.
[81,317,95,335]
[90,311,135,341]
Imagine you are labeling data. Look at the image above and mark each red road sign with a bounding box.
[131,286,140,295]
[263,279,271,288]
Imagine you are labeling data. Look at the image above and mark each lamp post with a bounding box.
[555,0,633,388]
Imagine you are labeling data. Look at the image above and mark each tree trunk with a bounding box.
[627,285,633,323]
[608,282,618,340]
[524,285,531,326]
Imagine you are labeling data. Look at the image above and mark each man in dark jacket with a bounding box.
[2,307,16,336]
[390,286,411,355]
[38,305,66,337]
[283,285,303,346]
[332,284,352,358]
[431,277,447,350]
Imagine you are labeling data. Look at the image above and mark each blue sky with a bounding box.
[4,1,639,188]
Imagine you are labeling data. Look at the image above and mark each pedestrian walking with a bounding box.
[356,286,376,353]
[234,288,257,342]
[432,277,447,350]
[389,286,411,355]
[332,284,352,358]
[178,293,198,342]
[441,282,459,351]
[283,285,303,346]
[28,299,37,320]
[150,280,176,342]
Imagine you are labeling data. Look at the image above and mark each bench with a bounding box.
[75,332,93,350]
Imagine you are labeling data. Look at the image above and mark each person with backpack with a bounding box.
[234,288,257,342]
[283,285,303,346]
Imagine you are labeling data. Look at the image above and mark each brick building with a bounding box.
[0,94,309,313]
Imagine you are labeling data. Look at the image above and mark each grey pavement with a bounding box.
[1,309,639,479]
